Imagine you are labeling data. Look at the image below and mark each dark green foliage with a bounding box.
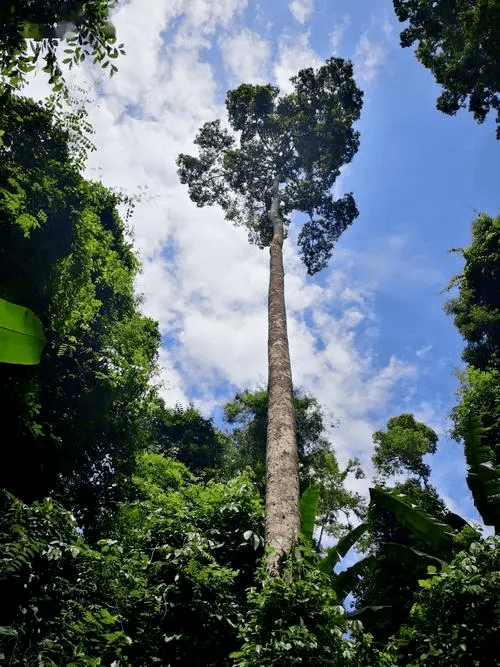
[351,481,462,646]
[0,491,132,666]
[0,0,124,92]
[447,214,500,533]
[0,94,160,533]
[390,537,500,666]
[99,453,265,666]
[459,413,500,533]
[0,455,265,666]
[372,414,438,484]
[369,487,456,555]
[393,0,500,137]
[231,548,383,667]
[446,214,500,371]
[177,58,362,276]
[154,401,228,473]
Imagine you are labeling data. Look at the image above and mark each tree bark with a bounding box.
[265,177,300,573]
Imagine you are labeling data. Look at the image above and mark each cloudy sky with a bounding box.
[30,0,500,522]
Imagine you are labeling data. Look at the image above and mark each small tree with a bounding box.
[177,58,362,569]
[372,413,438,485]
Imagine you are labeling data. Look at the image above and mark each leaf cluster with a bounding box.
[0,0,124,93]
[394,0,500,137]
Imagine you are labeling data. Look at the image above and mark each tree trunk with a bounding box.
[265,177,300,573]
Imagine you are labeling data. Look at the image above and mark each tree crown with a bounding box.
[177,58,363,275]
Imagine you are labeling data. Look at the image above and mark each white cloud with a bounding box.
[354,33,388,84]
[273,32,322,91]
[329,15,350,55]
[220,29,271,82]
[289,0,314,24]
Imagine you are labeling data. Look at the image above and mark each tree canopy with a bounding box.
[177,58,362,276]
[393,0,500,137]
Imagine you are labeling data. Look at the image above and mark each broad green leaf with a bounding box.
[370,487,456,553]
[318,522,368,574]
[379,542,445,568]
[300,485,320,543]
[331,554,378,599]
[0,299,46,364]
[462,415,500,532]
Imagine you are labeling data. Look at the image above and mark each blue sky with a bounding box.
[27,0,500,525]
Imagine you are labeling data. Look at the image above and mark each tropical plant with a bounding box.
[446,213,500,533]
[0,94,160,533]
[0,0,124,93]
[0,298,45,364]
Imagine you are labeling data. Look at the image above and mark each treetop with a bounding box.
[177,57,363,275]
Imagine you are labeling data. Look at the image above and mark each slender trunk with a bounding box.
[265,177,300,573]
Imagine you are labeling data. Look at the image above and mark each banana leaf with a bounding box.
[318,522,368,574]
[0,298,46,365]
[300,485,320,544]
[370,487,456,553]
[463,416,500,533]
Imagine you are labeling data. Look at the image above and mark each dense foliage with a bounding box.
[0,93,159,533]
[393,0,500,137]
[390,537,500,666]
[447,214,500,532]
[1,3,499,663]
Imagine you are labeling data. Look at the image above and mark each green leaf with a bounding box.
[370,487,456,553]
[318,522,368,574]
[300,485,320,544]
[462,415,500,532]
[0,299,46,365]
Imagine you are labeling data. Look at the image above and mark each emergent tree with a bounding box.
[177,58,362,567]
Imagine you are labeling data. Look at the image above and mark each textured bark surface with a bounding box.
[265,179,300,572]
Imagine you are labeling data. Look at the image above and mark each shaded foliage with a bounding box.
[0,455,265,666]
[447,213,500,533]
[0,94,160,534]
[390,537,500,666]
[153,400,228,474]
[446,214,500,371]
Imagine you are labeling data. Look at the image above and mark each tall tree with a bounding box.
[177,59,362,567]
[393,0,500,137]
[223,388,364,542]
[446,213,500,532]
